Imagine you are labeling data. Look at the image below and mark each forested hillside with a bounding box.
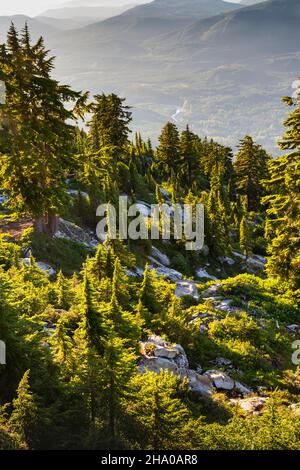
[0,25,299,450]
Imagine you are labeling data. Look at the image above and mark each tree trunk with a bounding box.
[34,210,58,237]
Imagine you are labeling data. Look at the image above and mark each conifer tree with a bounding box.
[263,81,300,286]
[240,215,251,262]
[207,163,230,254]
[55,271,70,310]
[234,136,270,212]
[156,122,180,183]
[139,264,159,317]
[89,93,132,159]
[179,125,199,188]
[126,371,190,450]
[0,25,87,235]
[81,269,106,354]
[9,370,38,449]
[99,334,136,447]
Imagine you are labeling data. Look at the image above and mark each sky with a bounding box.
[0,0,246,17]
[0,1,65,17]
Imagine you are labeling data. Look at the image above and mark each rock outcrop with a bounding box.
[55,218,98,248]
[139,335,251,398]
[175,280,199,301]
[150,246,171,267]
[230,397,268,414]
[148,265,183,282]
[196,268,217,280]
[21,258,56,277]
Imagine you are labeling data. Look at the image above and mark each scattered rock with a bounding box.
[21,259,56,277]
[146,334,167,348]
[0,193,8,205]
[189,311,220,332]
[67,189,89,200]
[248,256,266,269]
[135,267,145,277]
[214,357,233,368]
[149,265,183,282]
[187,370,213,396]
[232,251,246,261]
[215,299,233,311]
[21,246,32,257]
[154,346,178,360]
[139,356,179,375]
[219,256,235,266]
[151,246,170,267]
[196,268,218,280]
[204,370,235,391]
[55,218,98,248]
[232,397,268,414]
[139,336,211,395]
[287,324,300,334]
[234,381,252,396]
[290,403,300,417]
[36,262,56,277]
[140,335,188,376]
[199,324,209,333]
[232,252,266,269]
[140,336,252,398]
[175,280,199,301]
[202,283,223,298]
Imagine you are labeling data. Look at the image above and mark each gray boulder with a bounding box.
[151,246,170,267]
[204,370,235,390]
[154,346,178,360]
[175,280,199,301]
[187,370,213,396]
[233,397,268,414]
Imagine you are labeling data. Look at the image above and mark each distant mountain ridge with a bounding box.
[122,0,241,20]
[56,0,241,49]
[153,0,300,57]
[1,0,298,153]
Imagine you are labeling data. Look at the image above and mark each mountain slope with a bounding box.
[158,0,300,57]
[44,0,300,153]
[122,0,241,20]
[50,0,241,55]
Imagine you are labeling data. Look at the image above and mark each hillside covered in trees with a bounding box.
[0,25,299,451]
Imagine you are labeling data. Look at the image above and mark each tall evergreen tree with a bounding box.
[179,125,199,189]
[239,215,251,262]
[207,163,231,255]
[89,93,132,157]
[99,334,136,447]
[126,371,190,450]
[0,25,87,235]
[156,122,180,183]
[234,136,270,212]
[264,81,300,286]
[8,370,38,449]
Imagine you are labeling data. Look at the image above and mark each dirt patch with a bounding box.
[0,217,33,240]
